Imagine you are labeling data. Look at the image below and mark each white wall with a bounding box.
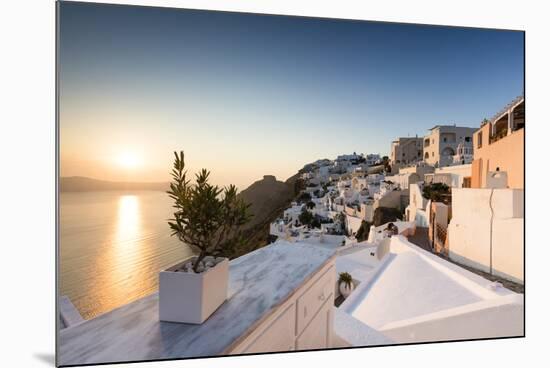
[346,214,363,236]
[406,183,428,226]
[448,188,524,283]
[415,209,429,227]
[375,190,406,211]
[435,164,472,188]
[360,203,374,222]
[380,295,524,343]
[432,202,448,229]
[385,173,410,190]
[492,218,524,283]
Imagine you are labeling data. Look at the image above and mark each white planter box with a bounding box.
[159,257,229,324]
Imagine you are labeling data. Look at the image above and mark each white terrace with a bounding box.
[332,235,523,346]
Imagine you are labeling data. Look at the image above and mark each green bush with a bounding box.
[338,272,353,287]
[297,192,312,203]
[298,207,314,226]
[355,221,372,241]
[373,207,401,227]
[167,151,252,273]
[422,183,450,202]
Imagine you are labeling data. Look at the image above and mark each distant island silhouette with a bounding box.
[60,176,169,192]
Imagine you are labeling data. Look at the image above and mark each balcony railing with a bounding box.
[489,128,509,144]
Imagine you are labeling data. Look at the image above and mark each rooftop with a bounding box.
[335,235,523,344]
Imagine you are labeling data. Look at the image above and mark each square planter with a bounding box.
[159,257,229,324]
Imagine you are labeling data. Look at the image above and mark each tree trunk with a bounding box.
[193,252,207,273]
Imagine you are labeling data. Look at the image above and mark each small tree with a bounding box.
[298,207,314,227]
[355,220,371,241]
[297,192,312,203]
[372,206,401,227]
[311,216,321,229]
[167,151,252,273]
[306,201,316,210]
[422,183,450,202]
[338,272,353,288]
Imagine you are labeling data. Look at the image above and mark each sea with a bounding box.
[59,191,193,319]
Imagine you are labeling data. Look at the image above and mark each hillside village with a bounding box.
[261,96,525,346]
[270,95,524,286]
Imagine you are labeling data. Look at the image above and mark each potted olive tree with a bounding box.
[159,151,252,324]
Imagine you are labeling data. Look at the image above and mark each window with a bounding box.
[477,132,483,148]
[432,152,434,157]
[465,136,471,143]
[443,137,447,143]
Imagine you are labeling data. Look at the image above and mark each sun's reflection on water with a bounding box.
[116,195,140,245]
[101,195,144,304]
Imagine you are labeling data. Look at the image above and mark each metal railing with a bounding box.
[484,95,524,126]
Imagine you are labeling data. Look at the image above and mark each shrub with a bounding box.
[355,221,372,241]
[298,207,314,226]
[338,272,353,287]
[167,151,252,273]
[422,182,450,202]
[297,192,312,203]
[373,207,401,227]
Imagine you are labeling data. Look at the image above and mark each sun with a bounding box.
[116,151,141,169]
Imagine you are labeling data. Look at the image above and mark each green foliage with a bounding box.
[338,272,353,287]
[167,151,252,273]
[373,207,401,227]
[311,217,321,229]
[422,182,450,202]
[380,156,391,173]
[355,221,371,241]
[297,191,312,203]
[298,207,314,226]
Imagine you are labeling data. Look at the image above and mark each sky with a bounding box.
[59,2,524,190]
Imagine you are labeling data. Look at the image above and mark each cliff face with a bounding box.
[233,173,302,257]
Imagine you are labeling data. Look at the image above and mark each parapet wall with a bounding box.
[448,188,524,283]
